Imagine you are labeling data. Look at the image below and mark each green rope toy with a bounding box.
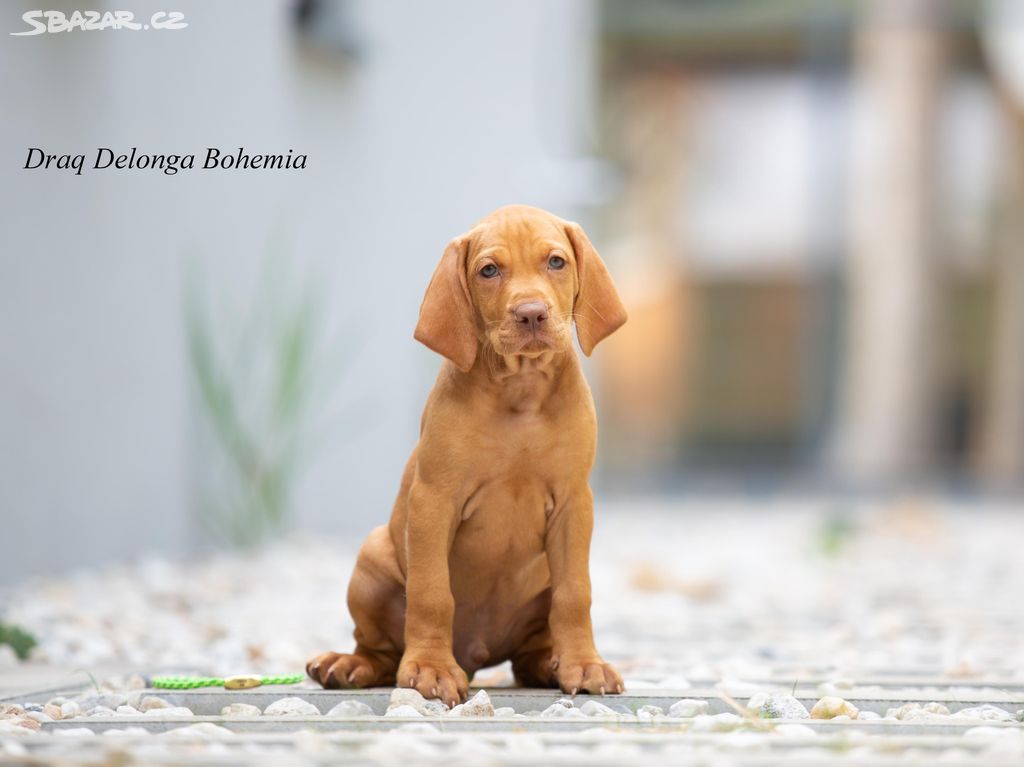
[150,673,305,690]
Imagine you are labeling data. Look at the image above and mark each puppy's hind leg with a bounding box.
[306,526,406,689]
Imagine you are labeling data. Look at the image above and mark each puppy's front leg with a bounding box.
[397,481,469,706]
[546,485,624,695]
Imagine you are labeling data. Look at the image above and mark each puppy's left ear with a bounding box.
[565,221,628,356]
[414,236,479,372]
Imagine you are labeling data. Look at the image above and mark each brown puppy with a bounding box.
[306,205,627,705]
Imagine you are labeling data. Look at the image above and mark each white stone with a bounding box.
[540,699,586,718]
[858,711,881,720]
[886,702,950,721]
[263,698,319,717]
[810,696,859,720]
[669,699,710,718]
[388,688,448,716]
[54,727,96,737]
[115,706,141,716]
[953,704,1015,722]
[493,706,515,717]
[579,700,619,718]
[747,693,809,719]
[86,706,116,718]
[690,712,745,732]
[138,696,171,712]
[447,690,494,717]
[385,704,423,717]
[59,701,80,719]
[637,704,665,721]
[326,700,374,717]
[144,706,193,717]
[219,703,263,717]
[161,722,235,739]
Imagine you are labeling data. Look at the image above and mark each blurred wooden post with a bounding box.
[979,101,1024,483]
[836,0,947,482]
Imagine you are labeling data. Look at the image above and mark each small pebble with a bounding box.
[579,700,619,718]
[144,707,193,717]
[810,696,859,720]
[447,690,494,717]
[138,696,171,712]
[86,706,116,718]
[326,700,374,717]
[385,704,423,717]
[637,704,665,721]
[388,688,448,716]
[952,704,1014,722]
[25,712,51,724]
[747,693,809,719]
[54,727,96,737]
[220,703,263,717]
[116,706,141,716]
[493,707,515,717]
[161,722,234,739]
[59,701,80,719]
[43,703,62,720]
[263,698,319,717]
[690,712,745,732]
[669,699,709,718]
[540,699,586,718]
[858,711,881,720]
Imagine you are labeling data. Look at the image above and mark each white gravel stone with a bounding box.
[690,712,746,732]
[144,707,193,717]
[810,696,859,720]
[747,692,809,719]
[540,699,586,718]
[858,711,881,720]
[384,704,423,718]
[326,700,374,717]
[161,723,235,739]
[636,704,665,721]
[447,690,494,717]
[59,701,80,719]
[387,688,448,716]
[86,706,116,718]
[220,703,263,717]
[493,706,515,717]
[138,696,171,712]
[669,699,710,717]
[886,702,950,721]
[579,700,619,718]
[953,704,1015,721]
[54,727,96,737]
[263,698,319,717]
[116,706,141,716]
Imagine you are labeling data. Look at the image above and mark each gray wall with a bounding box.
[0,0,600,582]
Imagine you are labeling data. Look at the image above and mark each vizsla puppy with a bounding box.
[307,205,627,705]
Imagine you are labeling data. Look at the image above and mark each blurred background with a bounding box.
[2,0,1023,582]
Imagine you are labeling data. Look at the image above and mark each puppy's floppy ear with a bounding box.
[565,221,628,356]
[414,236,478,372]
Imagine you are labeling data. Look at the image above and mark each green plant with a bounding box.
[0,621,38,660]
[185,250,344,547]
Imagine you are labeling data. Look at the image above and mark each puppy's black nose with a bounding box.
[514,301,549,332]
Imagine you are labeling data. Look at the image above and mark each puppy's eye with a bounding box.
[548,255,566,270]
[479,263,499,279]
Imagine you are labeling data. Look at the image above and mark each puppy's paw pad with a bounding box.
[555,657,624,695]
[397,655,469,708]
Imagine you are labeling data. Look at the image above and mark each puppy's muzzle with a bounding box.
[513,301,549,335]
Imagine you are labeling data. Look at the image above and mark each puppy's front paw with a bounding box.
[306,651,387,689]
[553,654,624,695]
[397,653,468,707]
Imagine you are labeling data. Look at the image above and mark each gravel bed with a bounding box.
[2,497,1023,764]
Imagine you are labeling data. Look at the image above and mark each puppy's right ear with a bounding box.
[414,236,478,372]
